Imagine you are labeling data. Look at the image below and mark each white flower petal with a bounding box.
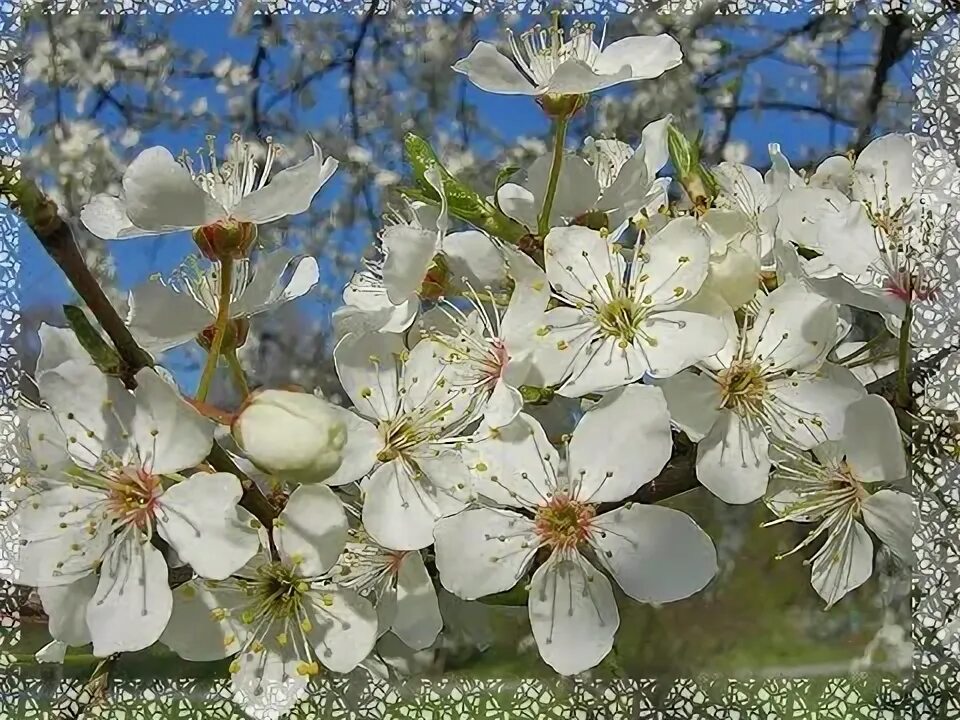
[696,410,770,504]
[861,489,915,564]
[39,360,135,468]
[443,230,507,290]
[434,508,537,599]
[816,202,881,277]
[841,395,906,483]
[87,537,173,656]
[127,278,215,352]
[156,472,260,580]
[467,413,558,506]
[233,252,320,317]
[36,640,68,663]
[382,226,440,305]
[642,309,729,378]
[453,42,536,95]
[122,146,225,231]
[542,59,628,95]
[525,153,600,224]
[528,553,619,676]
[80,194,148,239]
[528,307,598,388]
[36,322,89,378]
[631,218,711,308]
[777,187,851,249]
[810,518,873,607]
[231,640,308,715]
[639,115,673,177]
[233,144,338,223]
[23,407,72,474]
[593,504,717,603]
[766,364,866,448]
[400,338,474,426]
[160,579,249,661]
[495,182,538,229]
[322,408,381,486]
[274,484,348,575]
[362,454,470,551]
[392,551,442,650]
[853,133,913,208]
[500,245,550,341]
[307,587,378,673]
[334,332,404,422]
[594,34,683,80]
[569,385,672,503]
[484,379,525,430]
[545,226,624,306]
[39,574,98,646]
[748,281,837,373]
[656,370,723,442]
[557,336,646,397]
[132,368,213,475]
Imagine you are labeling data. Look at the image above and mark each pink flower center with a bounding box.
[482,339,510,388]
[107,467,161,530]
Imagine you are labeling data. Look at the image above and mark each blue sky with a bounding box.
[14,12,911,359]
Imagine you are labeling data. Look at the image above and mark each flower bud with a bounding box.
[232,389,347,482]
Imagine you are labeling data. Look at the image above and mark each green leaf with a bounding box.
[667,124,697,178]
[402,133,528,244]
[479,584,530,607]
[63,305,123,375]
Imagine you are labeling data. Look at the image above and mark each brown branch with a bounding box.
[854,13,912,151]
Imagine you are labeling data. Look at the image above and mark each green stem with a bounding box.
[537,115,569,237]
[196,257,234,403]
[846,351,898,369]
[225,348,250,398]
[835,330,890,365]
[895,302,913,409]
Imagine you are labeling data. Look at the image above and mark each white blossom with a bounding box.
[80,136,337,241]
[127,250,319,353]
[332,528,442,651]
[765,395,915,606]
[658,281,866,504]
[496,116,672,230]
[530,220,728,397]
[13,366,260,655]
[434,385,717,675]
[454,21,681,97]
[161,485,378,716]
[330,332,479,550]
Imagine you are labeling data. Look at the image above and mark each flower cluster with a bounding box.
[6,17,928,718]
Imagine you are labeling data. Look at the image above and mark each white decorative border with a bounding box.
[2,1,958,718]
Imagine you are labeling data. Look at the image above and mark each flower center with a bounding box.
[180,133,281,212]
[376,411,445,463]
[719,362,767,416]
[106,467,161,530]
[829,461,870,508]
[247,562,310,620]
[597,297,644,346]
[507,19,603,86]
[534,494,596,550]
